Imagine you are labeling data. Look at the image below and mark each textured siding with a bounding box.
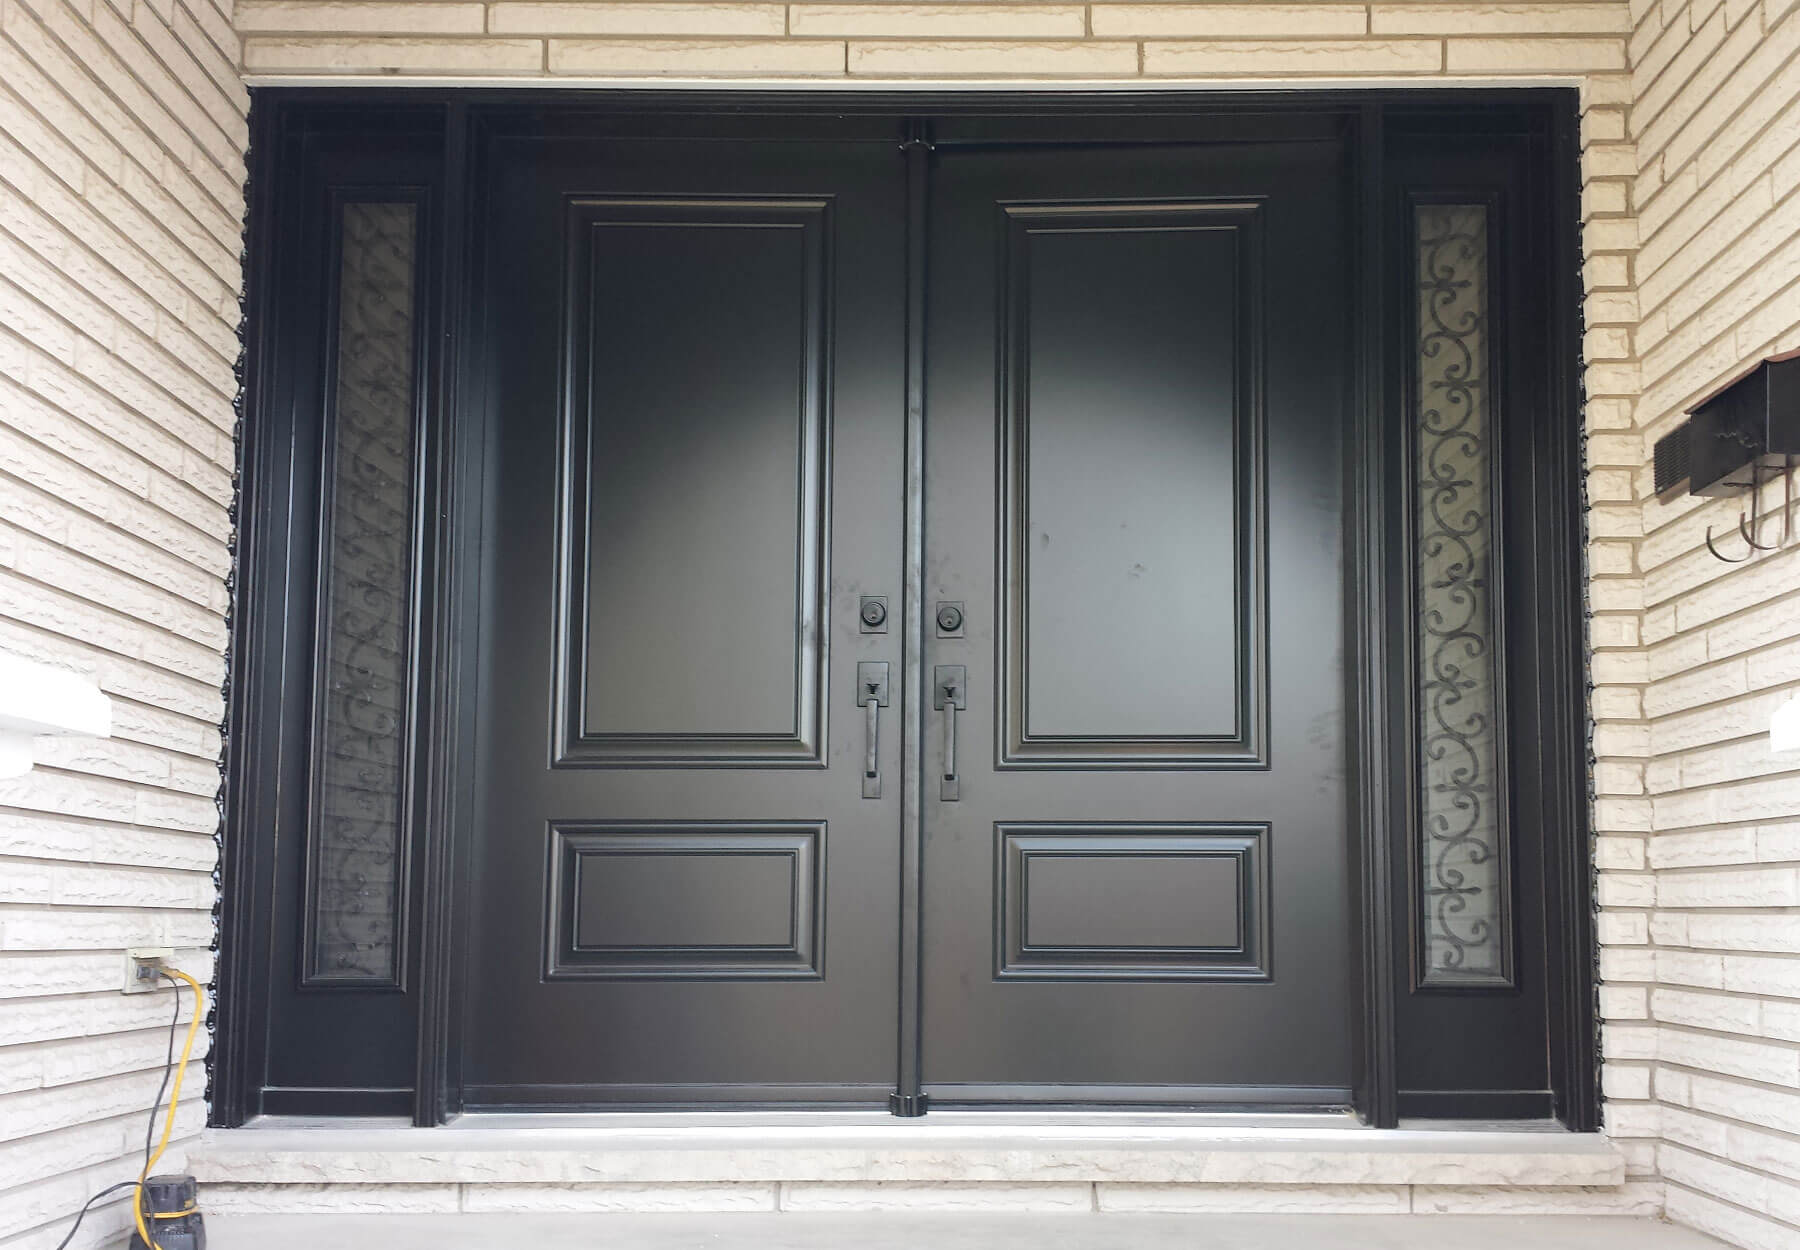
[0,0,245,1245]
[229,1,1638,78]
[220,9,1648,1199]
[1617,1,1800,1247]
[7,2,1800,1249]
[223,0,1666,1221]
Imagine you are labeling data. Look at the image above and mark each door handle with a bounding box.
[856,662,889,799]
[933,665,966,802]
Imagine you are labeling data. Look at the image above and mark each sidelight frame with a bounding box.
[218,106,452,1121]
[1380,110,1593,1124]
[216,88,1593,1132]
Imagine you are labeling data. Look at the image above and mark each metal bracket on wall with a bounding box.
[1705,456,1797,563]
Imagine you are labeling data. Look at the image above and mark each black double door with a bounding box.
[466,126,1352,1109]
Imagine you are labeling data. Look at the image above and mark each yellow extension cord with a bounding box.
[133,967,205,1250]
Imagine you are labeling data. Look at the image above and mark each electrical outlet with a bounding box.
[123,947,174,994]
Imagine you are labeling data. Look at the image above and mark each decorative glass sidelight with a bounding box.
[1413,202,1512,988]
[304,201,419,985]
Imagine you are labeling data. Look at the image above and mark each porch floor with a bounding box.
[206,1212,1730,1250]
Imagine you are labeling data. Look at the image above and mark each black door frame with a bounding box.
[215,88,1594,1131]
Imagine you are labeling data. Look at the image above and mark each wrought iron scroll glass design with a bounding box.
[306,202,417,985]
[1413,203,1511,988]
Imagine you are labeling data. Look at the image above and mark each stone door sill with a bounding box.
[204,1213,1718,1250]
[191,1119,1624,1188]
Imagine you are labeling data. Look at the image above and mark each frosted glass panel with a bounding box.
[1414,203,1510,988]
[307,202,417,986]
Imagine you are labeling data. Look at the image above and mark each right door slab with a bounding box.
[921,139,1354,1104]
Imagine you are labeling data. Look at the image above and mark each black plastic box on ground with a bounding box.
[128,1175,205,1250]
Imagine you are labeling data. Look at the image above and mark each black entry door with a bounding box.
[468,126,1350,1108]
[232,93,1591,1128]
[465,133,908,1106]
[918,140,1353,1103]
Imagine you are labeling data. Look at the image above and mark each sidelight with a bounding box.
[1412,201,1513,989]
[302,200,421,987]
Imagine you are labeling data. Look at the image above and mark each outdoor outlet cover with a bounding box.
[123,947,174,994]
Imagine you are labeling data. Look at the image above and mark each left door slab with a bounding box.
[463,134,909,1107]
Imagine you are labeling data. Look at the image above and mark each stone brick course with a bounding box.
[232,1,1635,79]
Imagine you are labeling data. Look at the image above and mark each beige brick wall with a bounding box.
[214,4,1665,1229]
[1608,1,1800,1247]
[215,6,1666,1232]
[222,9,1652,1209]
[229,1,1638,79]
[221,12,1800,1245]
[6,1,1800,1248]
[0,0,246,1243]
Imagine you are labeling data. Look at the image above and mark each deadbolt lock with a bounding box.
[860,595,889,633]
[935,601,965,637]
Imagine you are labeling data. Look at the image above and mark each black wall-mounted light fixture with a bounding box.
[1653,352,1800,562]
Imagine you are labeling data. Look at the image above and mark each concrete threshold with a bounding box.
[191,1118,1625,1187]
[205,1212,1727,1250]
